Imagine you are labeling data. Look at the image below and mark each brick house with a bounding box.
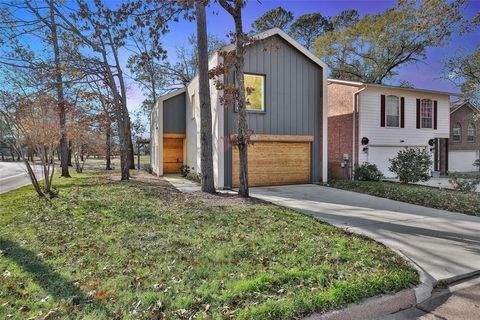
[447,100,480,172]
[328,79,455,179]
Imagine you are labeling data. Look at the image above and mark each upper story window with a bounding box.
[191,94,196,119]
[244,73,265,111]
[420,99,433,128]
[386,95,400,127]
[467,122,476,142]
[453,122,461,142]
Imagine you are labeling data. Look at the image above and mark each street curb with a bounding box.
[303,289,416,320]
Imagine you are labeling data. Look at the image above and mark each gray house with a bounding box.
[150,28,328,188]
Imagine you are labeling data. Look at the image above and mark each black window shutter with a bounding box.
[400,97,405,128]
[416,99,421,129]
[434,100,438,130]
[380,94,386,127]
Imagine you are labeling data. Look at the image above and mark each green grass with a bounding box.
[0,171,418,319]
[330,179,480,216]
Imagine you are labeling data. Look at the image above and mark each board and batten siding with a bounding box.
[163,93,186,134]
[358,87,450,166]
[223,35,323,187]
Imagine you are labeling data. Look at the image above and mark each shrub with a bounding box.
[354,163,383,181]
[448,172,480,193]
[474,159,480,170]
[186,171,201,183]
[180,165,191,177]
[143,163,153,174]
[389,148,432,183]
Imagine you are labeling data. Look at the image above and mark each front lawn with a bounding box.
[330,179,480,216]
[0,170,418,319]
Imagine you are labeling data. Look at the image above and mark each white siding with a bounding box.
[185,52,225,188]
[358,87,450,176]
[150,101,162,176]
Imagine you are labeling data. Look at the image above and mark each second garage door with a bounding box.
[449,150,479,172]
[232,135,312,187]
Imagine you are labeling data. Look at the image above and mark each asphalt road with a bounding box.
[0,162,44,194]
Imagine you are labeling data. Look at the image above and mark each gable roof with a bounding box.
[328,78,461,97]
[221,28,329,71]
[450,100,480,114]
[155,28,329,106]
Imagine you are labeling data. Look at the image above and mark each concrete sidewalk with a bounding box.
[250,184,480,286]
[381,276,480,319]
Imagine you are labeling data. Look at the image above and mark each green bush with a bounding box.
[143,163,153,174]
[448,172,480,193]
[354,163,383,181]
[186,171,201,183]
[389,148,432,183]
[180,165,191,177]
[473,159,480,170]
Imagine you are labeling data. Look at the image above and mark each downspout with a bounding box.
[352,85,367,179]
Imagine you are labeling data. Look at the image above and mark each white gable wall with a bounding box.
[358,87,450,177]
[185,52,225,188]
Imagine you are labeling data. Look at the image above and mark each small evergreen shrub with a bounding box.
[186,171,201,183]
[143,163,153,174]
[180,165,191,177]
[448,172,480,193]
[473,159,480,170]
[354,163,383,181]
[389,148,432,183]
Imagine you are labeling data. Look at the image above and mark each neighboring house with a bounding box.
[328,79,456,178]
[150,28,328,188]
[447,100,480,172]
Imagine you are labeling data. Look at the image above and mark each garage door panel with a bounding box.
[368,146,433,178]
[449,151,478,172]
[232,140,311,187]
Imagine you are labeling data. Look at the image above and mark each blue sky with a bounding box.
[2,1,478,119]
[127,0,479,112]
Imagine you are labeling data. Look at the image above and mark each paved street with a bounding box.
[0,162,43,194]
[250,184,480,284]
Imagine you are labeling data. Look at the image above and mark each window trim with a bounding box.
[385,95,400,128]
[452,122,461,142]
[467,122,476,143]
[243,72,266,113]
[420,99,433,129]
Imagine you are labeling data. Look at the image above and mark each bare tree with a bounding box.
[0,0,72,177]
[52,0,136,179]
[0,83,59,198]
[196,0,215,193]
[218,0,249,197]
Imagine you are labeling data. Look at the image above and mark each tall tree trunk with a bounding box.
[196,2,216,194]
[127,121,135,170]
[105,118,112,170]
[67,140,73,166]
[107,29,134,174]
[219,0,249,197]
[49,0,70,178]
[233,8,249,197]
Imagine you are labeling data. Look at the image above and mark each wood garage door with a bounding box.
[163,137,184,174]
[232,136,312,187]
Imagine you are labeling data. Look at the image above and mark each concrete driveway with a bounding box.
[250,184,480,284]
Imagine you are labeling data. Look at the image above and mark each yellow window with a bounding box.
[244,74,265,111]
